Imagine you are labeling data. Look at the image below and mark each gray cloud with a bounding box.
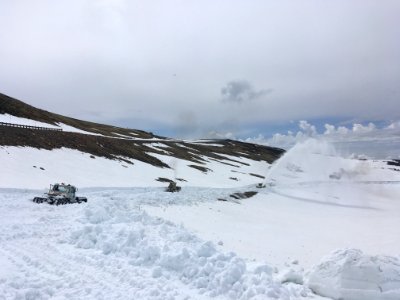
[0,0,399,138]
[221,80,272,103]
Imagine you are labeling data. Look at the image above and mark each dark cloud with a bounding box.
[221,80,272,103]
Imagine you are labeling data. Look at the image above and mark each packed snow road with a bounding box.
[0,188,327,300]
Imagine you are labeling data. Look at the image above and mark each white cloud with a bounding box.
[324,124,336,135]
[243,120,400,159]
[352,122,376,133]
[386,121,400,130]
[324,124,351,136]
[206,131,236,140]
[337,126,350,135]
[299,120,317,136]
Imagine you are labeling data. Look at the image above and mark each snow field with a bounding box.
[0,114,102,135]
[2,138,400,299]
[2,183,400,299]
[0,114,60,129]
[0,189,324,300]
[146,180,400,269]
[0,146,269,189]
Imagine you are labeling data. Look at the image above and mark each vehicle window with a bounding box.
[58,186,68,192]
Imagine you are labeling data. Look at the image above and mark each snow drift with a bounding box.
[306,249,400,300]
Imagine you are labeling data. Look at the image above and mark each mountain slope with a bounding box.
[0,92,160,138]
[0,92,284,188]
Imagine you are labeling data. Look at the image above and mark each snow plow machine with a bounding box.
[33,183,88,205]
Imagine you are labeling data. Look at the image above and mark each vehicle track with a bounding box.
[0,213,198,299]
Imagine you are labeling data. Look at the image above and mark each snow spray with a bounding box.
[261,138,383,207]
[170,158,178,180]
[263,138,338,186]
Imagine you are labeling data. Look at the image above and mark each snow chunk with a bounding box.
[85,207,111,224]
[197,241,216,257]
[306,249,400,300]
[277,267,304,284]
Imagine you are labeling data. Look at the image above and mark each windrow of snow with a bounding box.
[305,249,400,300]
[67,198,319,299]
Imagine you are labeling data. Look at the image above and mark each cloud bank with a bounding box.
[240,120,400,159]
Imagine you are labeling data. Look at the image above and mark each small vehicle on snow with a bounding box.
[33,183,88,205]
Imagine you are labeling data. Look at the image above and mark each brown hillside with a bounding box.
[0,92,161,139]
[0,92,285,168]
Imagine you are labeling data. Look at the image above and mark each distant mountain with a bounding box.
[0,92,284,188]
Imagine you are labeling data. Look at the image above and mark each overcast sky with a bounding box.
[0,0,399,145]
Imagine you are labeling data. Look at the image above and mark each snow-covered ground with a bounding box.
[0,146,268,189]
[0,114,102,135]
[146,181,400,268]
[0,114,60,129]
[145,140,400,269]
[0,188,330,300]
[1,139,400,299]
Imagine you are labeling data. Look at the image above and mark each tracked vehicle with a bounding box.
[33,183,87,205]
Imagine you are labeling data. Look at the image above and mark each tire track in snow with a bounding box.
[1,238,199,299]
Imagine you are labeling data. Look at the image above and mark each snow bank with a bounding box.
[306,249,400,300]
[67,199,315,299]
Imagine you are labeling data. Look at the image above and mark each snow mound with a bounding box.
[306,249,400,300]
[68,200,315,299]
